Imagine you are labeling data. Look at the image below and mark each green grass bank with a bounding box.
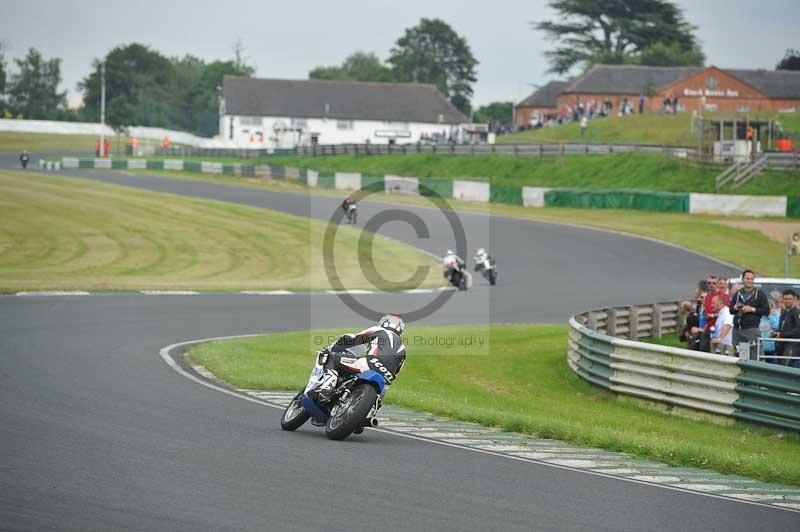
[0,170,440,292]
[189,324,800,486]
[499,111,800,146]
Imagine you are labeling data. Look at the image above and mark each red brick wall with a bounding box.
[514,106,557,127]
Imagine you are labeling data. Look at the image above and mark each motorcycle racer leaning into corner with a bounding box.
[308,313,406,402]
[341,195,356,212]
[442,249,466,281]
[473,247,491,268]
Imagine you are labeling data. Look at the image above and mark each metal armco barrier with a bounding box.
[569,302,800,431]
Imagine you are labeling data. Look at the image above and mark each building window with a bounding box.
[240,116,263,126]
[291,118,307,129]
[736,105,750,113]
[337,120,354,130]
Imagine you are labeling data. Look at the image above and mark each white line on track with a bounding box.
[240,290,294,295]
[158,334,799,516]
[140,290,199,295]
[16,291,91,296]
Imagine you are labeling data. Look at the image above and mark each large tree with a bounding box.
[534,0,704,74]
[310,52,395,82]
[473,101,513,125]
[6,47,67,119]
[79,43,175,128]
[388,18,478,115]
[777,49,800,71]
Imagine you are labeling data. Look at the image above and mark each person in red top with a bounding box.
[703,276,731,331]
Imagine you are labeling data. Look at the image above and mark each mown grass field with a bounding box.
[498,111,800,146]
[259,152,800,196]
[0,131,107,153]
[189,324,800,486]
[0,170,440,292]
[114,167,800,277]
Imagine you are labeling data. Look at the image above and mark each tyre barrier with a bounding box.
[58,158,800,218]
[37,159,61,171]
[569,302,800,431]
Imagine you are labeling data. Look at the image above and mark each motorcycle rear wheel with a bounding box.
[325,383,378,440]
[280,392,311,431]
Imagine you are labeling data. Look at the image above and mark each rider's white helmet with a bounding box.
[476,248,486,256]
[379,313,405,335]
[446,249,454,256]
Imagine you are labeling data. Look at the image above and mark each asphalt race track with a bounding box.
[3,161,798,531]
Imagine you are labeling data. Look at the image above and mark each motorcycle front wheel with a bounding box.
[325,383,378,440]
[280,392,311,431]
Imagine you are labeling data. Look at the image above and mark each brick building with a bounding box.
[556,64,800,114]
[513,80,567,128]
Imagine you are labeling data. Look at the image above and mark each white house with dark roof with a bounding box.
[219,76,475,148]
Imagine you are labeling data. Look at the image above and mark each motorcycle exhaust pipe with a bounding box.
[368,417,379,428]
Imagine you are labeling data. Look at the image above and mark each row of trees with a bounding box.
[0,46,71,121]
[309,18,478,116]
[0,43,253,136]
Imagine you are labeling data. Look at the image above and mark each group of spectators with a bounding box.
[679,270,800,367]
[520,93,674,133]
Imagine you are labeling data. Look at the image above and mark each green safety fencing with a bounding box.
[787,196,800,218]
[419,177,453,199]
[734,360,800,432]
[317,172,335,189]
[111,159,128,169]
[360,174,385,193]
[184,161,201,172]
[490,183,524,205]
[545,189,690,213]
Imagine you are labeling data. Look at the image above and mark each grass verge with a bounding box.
[498,111,800,146]
[0,131,109,153]
[260,152,799,196]
[189,323,800,486]
[0,170,440,292]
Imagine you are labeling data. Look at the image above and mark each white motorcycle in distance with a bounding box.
[473,249,497,285]
[346,203,358,224]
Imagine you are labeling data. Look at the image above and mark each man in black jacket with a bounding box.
[775,290,800,368]
[729,270,769,357]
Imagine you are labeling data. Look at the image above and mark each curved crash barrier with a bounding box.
[569,303,800,431]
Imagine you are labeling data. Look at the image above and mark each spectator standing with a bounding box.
[679,300,702,350]
[711,295,734,355]
[671,94,679,113]
[580,115,588,137]
[702,276,729,351]
[638,94,645,114]
[729,269,769,357]
[760,293,782,364]
[775,289,800,368]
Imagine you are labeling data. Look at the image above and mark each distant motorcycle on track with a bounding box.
[474,257,497,285]
[346,203,358,224]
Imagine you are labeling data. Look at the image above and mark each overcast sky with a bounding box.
[2,0,799,109]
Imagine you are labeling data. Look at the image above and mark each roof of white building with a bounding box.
[222,76,469,124]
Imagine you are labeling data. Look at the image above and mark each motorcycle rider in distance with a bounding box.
[443,249,467,288]
[473,247,497,285]
[19,150,30,169]
[341,194,357,223]
[473,248,492,267]
[341,195,356,212]
[309,313,406,403]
